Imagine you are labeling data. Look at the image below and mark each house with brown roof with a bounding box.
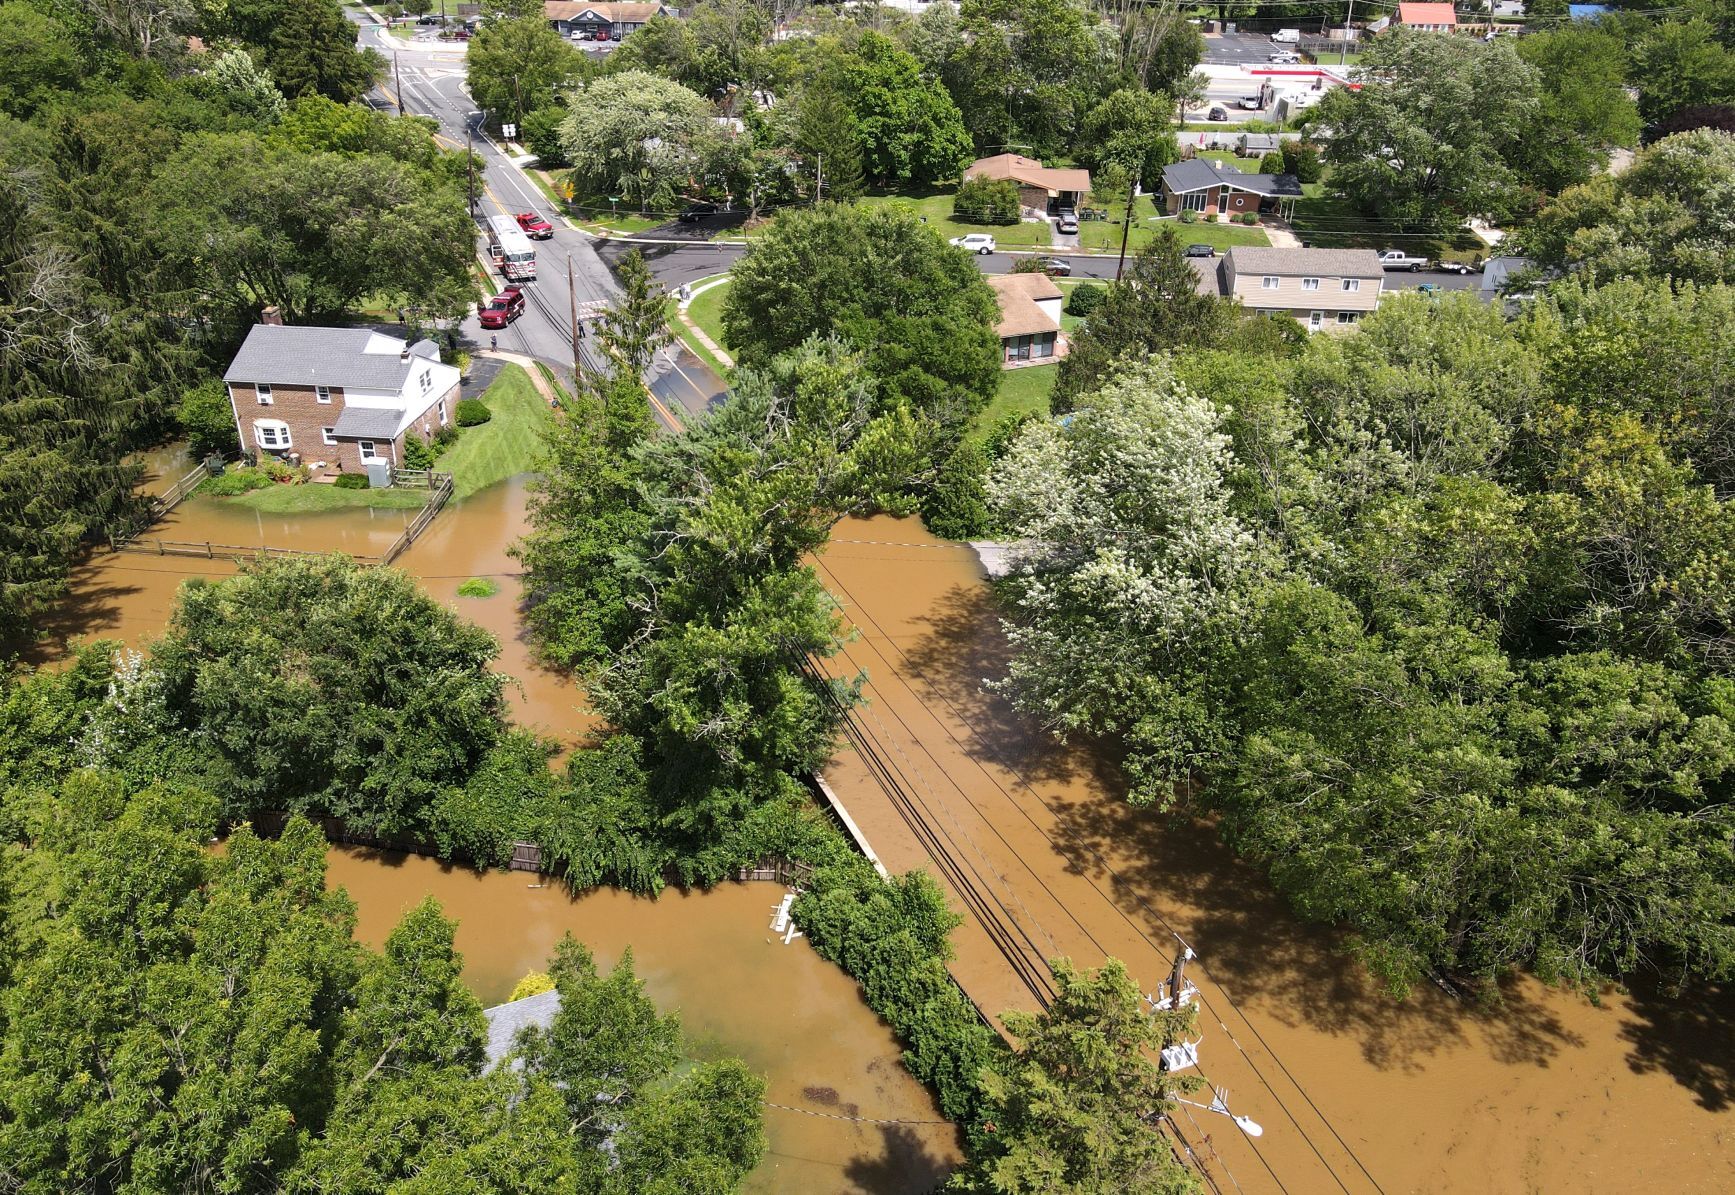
[1395,2,1456,32]
[544,1,669,39]
[222,311,461,475]
[964,154,1092,217]
[1219,247,1385,331]
[987,273,1067,367]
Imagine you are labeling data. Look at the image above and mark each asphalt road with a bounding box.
[354,15,724,425]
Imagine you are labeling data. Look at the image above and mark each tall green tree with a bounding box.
[969,958,1199,1194]
[596,248,672,378]
[1631,17,1735,124]
[559,70,716,211]
[1314,29,1542,226]
[149,556,507,836]
[1077,87,1178,193]
[794,66,865,202]
[1515,25,1640,192]
[843,31,972,187]
[466,16,590,129]
[1053,232,1236,411]
[722,203,999,439]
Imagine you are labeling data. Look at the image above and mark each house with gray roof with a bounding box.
[482,989,561,1070]
[1221,246,1384,332]
[222,308,461,476]
[1160,158,1303,219]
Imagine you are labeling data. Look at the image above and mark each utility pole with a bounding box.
[466,124,476,214]
[815,152,823,204]
[566,254,582,397]
[1342,0,1354,66]
[393,52,404,116]
[1115,171,1136,283]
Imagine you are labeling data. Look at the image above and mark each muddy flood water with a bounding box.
[326,847,960,1193]
[817,514,1735,1195]
[34,462,957,1192]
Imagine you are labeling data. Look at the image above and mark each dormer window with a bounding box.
[256,384,273,405]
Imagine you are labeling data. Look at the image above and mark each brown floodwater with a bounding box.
[815,514,1735,1195]
[325,846,961,1193]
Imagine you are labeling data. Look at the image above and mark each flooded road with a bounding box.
[326,846,961,1193]
[816,514,1735,1195]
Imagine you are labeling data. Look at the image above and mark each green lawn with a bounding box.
[1196,151,1269,171]
[1289,180,1485,263]
[434,364,552,498]
[1076,196,1271,253]
[230,483,427,514]
[971,365,1057,444]
[686,281,731,350]
[852,190,1054,250]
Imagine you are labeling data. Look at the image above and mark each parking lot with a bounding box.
[1202,31,1286,66]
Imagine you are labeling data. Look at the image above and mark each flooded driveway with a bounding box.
[815,514,1735,1195]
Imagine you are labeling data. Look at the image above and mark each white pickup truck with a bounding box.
[1378,249,1431,271]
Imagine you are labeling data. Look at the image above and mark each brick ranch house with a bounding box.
[964,153,1092,217]
[223,313,460,475]
[1159,158,1303,219]
[987,273,1068,367]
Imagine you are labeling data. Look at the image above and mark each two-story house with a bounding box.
[223,312,461,474]
[1218,247,1384,331]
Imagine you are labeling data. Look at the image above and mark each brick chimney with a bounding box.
[260,305,283,326]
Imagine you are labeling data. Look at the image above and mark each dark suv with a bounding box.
[677,202,718,223]
[1184,243,1216,258]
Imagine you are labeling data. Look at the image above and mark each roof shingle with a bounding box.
[1226,246,1385,278]
[223,325,426,392]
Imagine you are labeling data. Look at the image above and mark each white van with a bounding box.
[1272,28,1301,43]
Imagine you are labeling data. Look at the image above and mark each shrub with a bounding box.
[509,971,556,1002]
[1259,150,1285,174]
[259,456,306,484]
[521,105,570,168]
[456,398,492,427]
[200,468,273,497]
[1064,282,1107,318]
[952,175,1020,226]
[333,472,370,490]
[1241,212,1259,225]
[1178,209,1197,224]
[456,577,499,598]
[434,424,461,448]
[1281,138,1324,184]
[1010,256,1046,274]
[402,433,436,470]
[178,380,239,459]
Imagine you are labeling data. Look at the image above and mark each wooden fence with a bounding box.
[108,468,453,569]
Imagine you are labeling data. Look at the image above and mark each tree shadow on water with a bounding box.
[841,1123,958,1195]
[1619,977,1735,1111]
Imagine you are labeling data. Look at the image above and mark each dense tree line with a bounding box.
[984,268,1735,997]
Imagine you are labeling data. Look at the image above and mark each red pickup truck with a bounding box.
[515,211,554,239]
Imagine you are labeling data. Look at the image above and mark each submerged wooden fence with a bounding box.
[108,466,454,568]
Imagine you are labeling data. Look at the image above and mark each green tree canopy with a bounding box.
[1514,25,1641,193]
[559,69,718,210]
[1314,30,1542,226]
[843,31,973,187]
[149,556,508,836]
[722,203,1000,440]
[1519,129,1735,287]
[467,15,591,128]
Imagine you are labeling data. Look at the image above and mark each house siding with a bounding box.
[1221,265,1381,331]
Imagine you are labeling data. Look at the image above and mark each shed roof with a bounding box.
[987,273,1062,339]
[223,325,439,392]
[331,406,405,439]
[965,153,1092,195]
[1226,246,1385,278]
[482,990,561,1069]
[1397,2,1457,24]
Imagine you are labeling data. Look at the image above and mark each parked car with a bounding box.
[949,233,997,254]
[1207,106,1229,122]
[1238,95,1262,110]
[1184,243,1216,258]
[595,28,610,40]
[1378,249,1431,271]
[1032,256,1073,277]
[416,14,439,24]
[452,28,471,38]
[478,286,525,330]
[515,211,554,239]
[1272,27,1301,43]
[1416,283,1442,294]
[678,202,719,223]
[1268,51,1301,64]
[1056,209,1078,233]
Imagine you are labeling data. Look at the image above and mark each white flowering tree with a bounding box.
[986,359,1261,803]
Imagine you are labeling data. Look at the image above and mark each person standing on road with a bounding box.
[490,334,498,352]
